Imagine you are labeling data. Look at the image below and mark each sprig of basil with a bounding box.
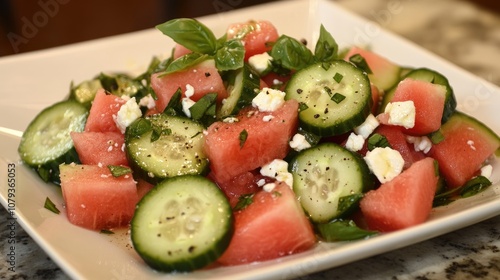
[156,18,245,73]
[156,18,218,55]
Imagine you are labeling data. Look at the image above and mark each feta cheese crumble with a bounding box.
[345,132,365,152]
[406,135,432,154]
[181,84,197,117]
[354,114,379,139]
[260,159,293,189]
[289,133,311,152]
[252,87,286,112]
[364,147,405,183]
[114,97,142,133]
[384,101,416,129]
[248,52,273,75]
[138,94,156,109]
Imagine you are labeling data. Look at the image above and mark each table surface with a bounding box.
[1,0,500,279]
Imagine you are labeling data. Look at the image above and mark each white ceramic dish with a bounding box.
[1,0,499,279]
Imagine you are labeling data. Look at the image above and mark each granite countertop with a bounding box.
[1,0,499,279]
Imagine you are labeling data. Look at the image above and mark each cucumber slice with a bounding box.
[218,63,260,118]
[289,142,374,223]
[285,60,372,136]
[125,114,209,183]
[131,175,233,272]
[380,68,457,123]
[18,100,88,184]
[69,79,102,107]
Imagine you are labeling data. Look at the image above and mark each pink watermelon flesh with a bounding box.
[172,43,192,59]
[226,20,279,61]
[217,182,316,265]
[387,78,446,135]
[429,112,500,188]
[360,157,438,232]
[204,100,299,184]
[71,131,128,166]
[150,59,228,112]
[344,46,401,91]
[60,164,138,230]
[84,89,125,133]
[213,171,272,208]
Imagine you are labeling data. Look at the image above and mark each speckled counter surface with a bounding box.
[1,0,500,279]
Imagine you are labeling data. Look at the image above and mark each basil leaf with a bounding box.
[331,93,346,104]
[316,219,378,242]
[270,35,314,71]
[156,18,218,55]
[234,193,254,211]
[433,175,492,207]
[367,133,391,151]
[125,118,152,142]
[460,175,492,198]
[333,72,344,83]
[162,88,184,116]
[44,197,60,214]
[215,39,245,71]
[337,193,364,218]
[151,127,172,142]
[100,229,115,235]
[349,54,372,74]
[239,129,248,148]
[162,53,209,75]
[314,24,339,63]
[107,165,132,177]
[189,93,218,121]
[299,102,309,112]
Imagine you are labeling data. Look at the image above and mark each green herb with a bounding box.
[125,118,152,143]
[337,193,364,218]
[333,72,343,83]
[331,93,346,104]
[316,219,378,242]
[189,93,218,121]
[107,165,132,177]
[150,127,172,142]
[100,229,115,235]
[349,54,372,74]
[433,175,492,207]
[162,88,183,116]
[234,193,254,211]
[299,102,309,112]
[324,86,333,97]
[270,35,314,71]
[314,24,339,63]
[459,175,492,198]
[215,39,245,71]
[44,197,60,214]
[156,18,218,55]
[163,53,208,75]
[239,129,248,148]
[367,133,392,151]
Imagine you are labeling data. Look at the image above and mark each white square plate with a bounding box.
[1,0,499,279]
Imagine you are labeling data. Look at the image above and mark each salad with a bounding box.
[17,18,500,273]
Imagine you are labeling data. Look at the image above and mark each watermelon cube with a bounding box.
[60,164,138,230]
[388,78,447,135]
[204,100,299,184]
[429,111,500,188]
[150,59,228,112]
[360,157,438,232]
[84,89,125,133]
[71,131,128,166]
[344,46,401,91]
[217,182,316,265]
